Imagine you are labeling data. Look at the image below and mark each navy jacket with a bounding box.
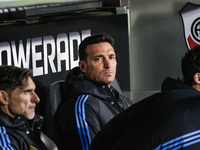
[0,110,48,150]
[91,77,200,150]
[56,67,132,150]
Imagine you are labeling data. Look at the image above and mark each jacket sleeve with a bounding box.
[74,95,101,150]
[0,127,16,150]
[0,126,28,150]
[108,95,200,150]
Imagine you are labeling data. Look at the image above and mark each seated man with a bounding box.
[0,65,57,150]
[90,47,200,150]
[56,33,132,150]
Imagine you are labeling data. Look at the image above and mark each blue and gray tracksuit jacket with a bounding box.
[0,112,48,150]
[56,67,132,150]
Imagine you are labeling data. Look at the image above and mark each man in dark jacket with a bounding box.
[56,34,132,150]
[90,47,200,150]
[0,65,57,150]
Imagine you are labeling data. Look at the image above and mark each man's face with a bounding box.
[79,42,117,87]
[8,77,40,120]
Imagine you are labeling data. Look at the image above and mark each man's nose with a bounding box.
[104,58,111,68]
[32,92,40,103]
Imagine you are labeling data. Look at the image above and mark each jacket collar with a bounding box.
[65,67,114,100]
[0,109,43,129]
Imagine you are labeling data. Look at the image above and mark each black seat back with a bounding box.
[43,80,66,148]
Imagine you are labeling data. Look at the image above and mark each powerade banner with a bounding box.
[180,3,200,50]
[0,14,130,90]
[0,29,90,76]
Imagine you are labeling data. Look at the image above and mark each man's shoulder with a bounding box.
[175,95,200,111]
[59,94,101,111]
[153,92,200,119]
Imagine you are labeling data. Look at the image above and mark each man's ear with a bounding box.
[193,72,200,84]
[79,61,87,73]
[0,90,9,105]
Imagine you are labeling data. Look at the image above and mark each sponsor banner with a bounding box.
[0,14,130,90]
[180,2,200,50]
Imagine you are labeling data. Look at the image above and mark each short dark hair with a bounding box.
[0,65,33,95]
[79,33,114,61]
[181,46,200,85]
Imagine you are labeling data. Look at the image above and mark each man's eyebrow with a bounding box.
[92,55,104,58]
[92,53,116,58]
[23,89,33,92]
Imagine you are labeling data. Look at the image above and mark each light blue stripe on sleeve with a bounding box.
[75,95,91,150]
[0,126,14,150]
[154,129,200,150]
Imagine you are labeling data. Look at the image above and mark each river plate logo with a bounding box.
[180,3,200,50]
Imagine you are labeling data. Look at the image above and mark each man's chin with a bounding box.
[103,79,115,87]
[24,113,35,120]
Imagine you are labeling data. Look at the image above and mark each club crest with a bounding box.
[180,3,200,50]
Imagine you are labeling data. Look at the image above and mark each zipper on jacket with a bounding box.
[104,85,125,112]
